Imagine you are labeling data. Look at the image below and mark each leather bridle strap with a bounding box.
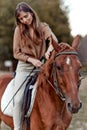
[55,51,78,59]
[52,62,66,101]
[45,76,65,100]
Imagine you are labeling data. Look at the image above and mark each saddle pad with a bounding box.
[1,79,14,117]
[1,78,37,117]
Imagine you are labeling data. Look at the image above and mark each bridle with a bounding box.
[46,51,79,101]
[55,51,78,58]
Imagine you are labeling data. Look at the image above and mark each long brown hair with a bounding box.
[15,2,43,45]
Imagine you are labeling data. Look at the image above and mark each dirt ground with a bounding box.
[79,75,87,90]
[0,71,13,76]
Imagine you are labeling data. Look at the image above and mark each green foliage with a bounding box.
[30,0,73,43]
[0,0,73,66]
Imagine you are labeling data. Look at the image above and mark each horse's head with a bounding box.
[52,35,82,113]
[43,35,82,114]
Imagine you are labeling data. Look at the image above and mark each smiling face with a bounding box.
[18,11,33,26]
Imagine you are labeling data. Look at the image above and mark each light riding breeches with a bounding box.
[13,71,32,130]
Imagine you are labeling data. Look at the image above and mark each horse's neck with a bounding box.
[37,74,65,114]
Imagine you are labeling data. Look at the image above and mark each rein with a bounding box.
[46,51,78,101]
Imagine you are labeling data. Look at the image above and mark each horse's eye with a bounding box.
[78,76,84,88]
[78,72,80,76]
[79,70,82,77]
[78,77,83,88]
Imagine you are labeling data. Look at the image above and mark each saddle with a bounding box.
[21,72,38,128]
[22,73,38,114]
[1,73,38,117]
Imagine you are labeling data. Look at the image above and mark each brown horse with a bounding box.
[0,35,82,130]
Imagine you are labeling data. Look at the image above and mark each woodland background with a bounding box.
[0,0,78,70]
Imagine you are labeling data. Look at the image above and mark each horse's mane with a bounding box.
[57,42,73,52]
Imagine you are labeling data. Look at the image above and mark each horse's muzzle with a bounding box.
[67,101,82,114]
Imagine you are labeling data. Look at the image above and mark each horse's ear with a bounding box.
[51,36,61,52]
[72,35,81,50]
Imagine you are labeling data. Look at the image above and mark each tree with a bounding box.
[30,0,73,43]
[0,0,73,69]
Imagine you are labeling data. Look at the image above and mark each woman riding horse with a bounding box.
[0,35,82,130]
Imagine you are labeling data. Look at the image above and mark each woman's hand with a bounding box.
[45,36,54,60]
[45,44,54,60]
[45,51,51,60]
[27,57,43,67]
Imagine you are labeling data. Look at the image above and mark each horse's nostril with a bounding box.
[67,101,82,113]
[67,102,71,108]
[67,102,73,113]
[79,102,82,109]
